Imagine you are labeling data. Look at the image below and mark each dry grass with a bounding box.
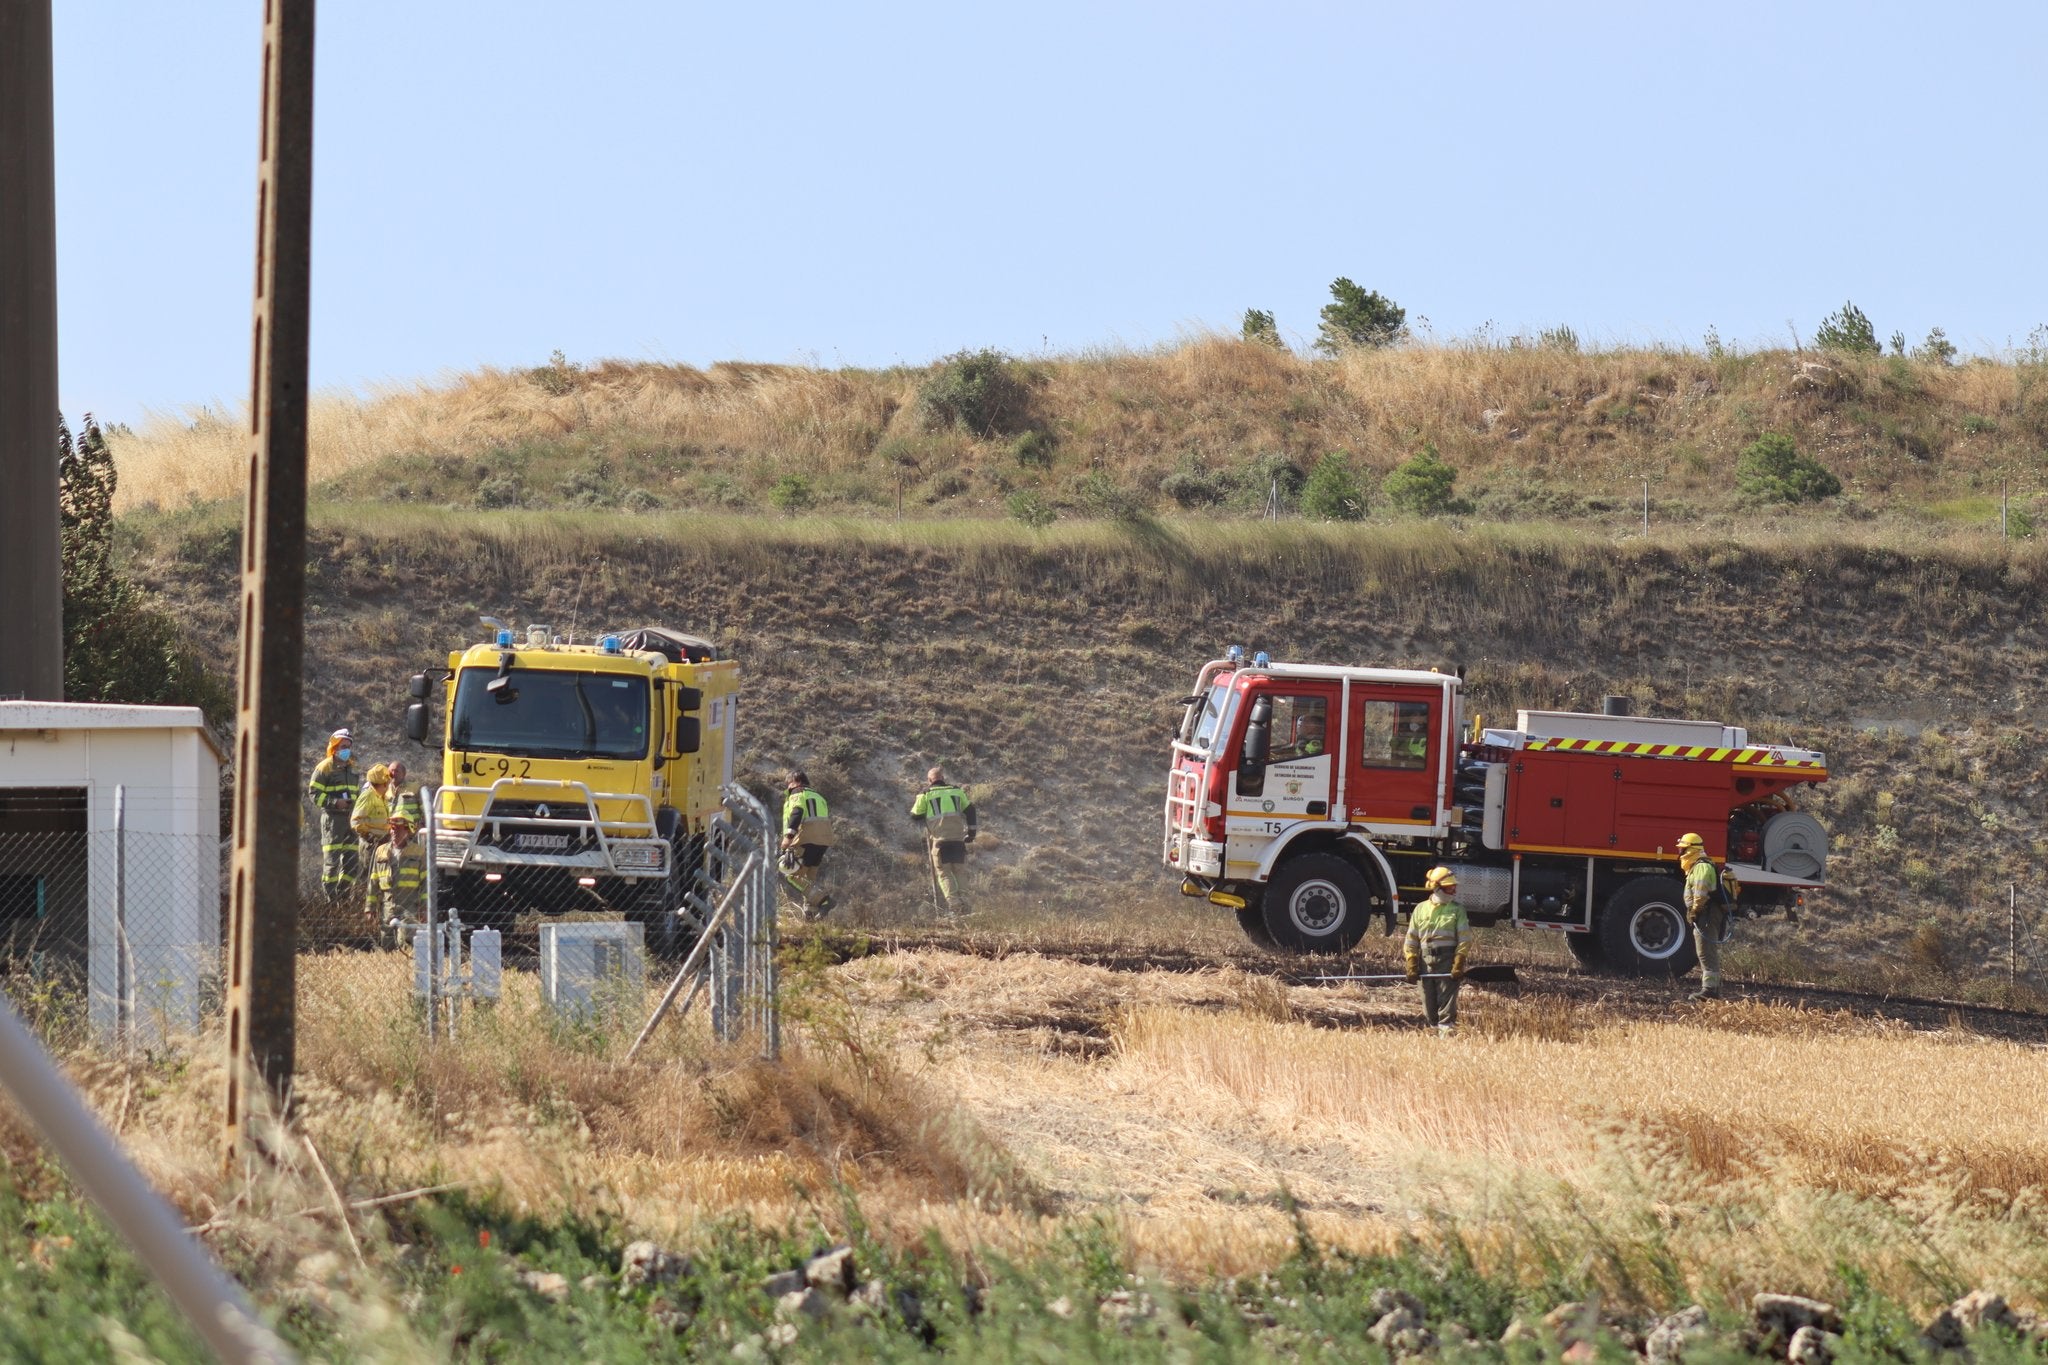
[824,949,2048,1307]
[108,337,2048,518]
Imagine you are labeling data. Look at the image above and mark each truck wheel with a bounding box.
[1564,931,1605,967]
[1596,876,1697,976]
[1260,854,1373,954]
[1235,904,1279,952]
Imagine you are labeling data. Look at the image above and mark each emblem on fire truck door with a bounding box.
[1283,779,1303,797]
[1261,801,1274,812]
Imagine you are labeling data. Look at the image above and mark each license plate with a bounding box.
[519,833,571,851]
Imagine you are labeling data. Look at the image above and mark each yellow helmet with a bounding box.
[1424,865,1458,891]
[1676,832,1706,852]
[366,763,392,787]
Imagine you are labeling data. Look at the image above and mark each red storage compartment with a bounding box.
[1507,749,1733,857]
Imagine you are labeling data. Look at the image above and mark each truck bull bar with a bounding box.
[431,779,668,879]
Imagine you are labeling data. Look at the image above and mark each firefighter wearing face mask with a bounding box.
[1678,831,1724,1001]
[307,729,359,903]
[1403,865,1470,1036]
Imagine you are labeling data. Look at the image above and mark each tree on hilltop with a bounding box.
[1315,278,1406,354]
[1813,301,1881,356]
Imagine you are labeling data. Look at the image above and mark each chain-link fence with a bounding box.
[0,776,779,1060]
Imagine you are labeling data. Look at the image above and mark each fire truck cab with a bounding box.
[1163,649,1830,974]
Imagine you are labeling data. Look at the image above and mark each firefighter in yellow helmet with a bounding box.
[910,766,977,916]
[306,729,358,904]
[352,764,394,917]
[372,811,427,946]
[1678,831,1724,1001]
[779,770,835,918]
[1403,865,1471,1035]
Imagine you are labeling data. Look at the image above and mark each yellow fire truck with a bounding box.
[403,621,738,953]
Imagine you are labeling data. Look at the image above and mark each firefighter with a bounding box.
[910,766,977,916]
[372,810,426,944]
[1403,865,1471,1036]
[389,758,424,830]
[352,763,394,913]
[306,729,359,903]
[1678,831,1724,1001]
[1391,711,1429,767]
[779,770,834,918]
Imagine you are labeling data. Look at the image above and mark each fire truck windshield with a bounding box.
[1191,681,1235,751]
[451,669,649,760]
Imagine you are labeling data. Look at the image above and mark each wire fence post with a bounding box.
[2011,883,2018,987]
[424,787,440,1043]
[114,784,131,1054]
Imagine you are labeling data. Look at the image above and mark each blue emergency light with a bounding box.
[1253,650,1270,667]
[1226,644,1246,663]
[495,628,515,647]
[601,634,622,654]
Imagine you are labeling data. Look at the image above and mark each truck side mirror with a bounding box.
[1237,695,1272,795]
[1241,696,1273,768]
[408,672,431,701]
[674,716,701,754]
[404,701,430,745]
[673,685,703,712]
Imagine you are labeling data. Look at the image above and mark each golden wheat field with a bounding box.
[35,932,2044,1321]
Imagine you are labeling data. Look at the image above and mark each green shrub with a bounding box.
[1069,471,1147,522]
[768,474,814,514]
[1241,308,1285,350]
[1734,433,1841,503]
[1814,301,1881,355]
[1314,277,1406,353]
[524,348,582,395]
[1006,489,1056,528]
[1011,429,1056,468]
[476,475,525,508]
[1914,327,1958,365]
[1383,443,1465,516]
[1962,413,1997,434]
[1537,325,1579,353]
[1299,451,1367,521]
[1238,452,1305,513]
[1159,454,1232,509]
[918,349,1030,436]
[557,459,616,508]
[620,487,663,513]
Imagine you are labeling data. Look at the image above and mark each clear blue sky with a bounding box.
[53,0,2048,425]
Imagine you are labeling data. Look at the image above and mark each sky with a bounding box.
[51,0,2048,425]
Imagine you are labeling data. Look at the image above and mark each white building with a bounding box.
[0,702,223,1042]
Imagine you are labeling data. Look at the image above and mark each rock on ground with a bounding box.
[1787,1325,1840,1365]
[619,1240,690,1292]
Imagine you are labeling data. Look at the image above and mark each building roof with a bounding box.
[0,701,225,762]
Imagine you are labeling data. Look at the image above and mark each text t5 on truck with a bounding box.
[1162,649,1830,973]
[403,622,738,954]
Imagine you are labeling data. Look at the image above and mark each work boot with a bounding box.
[1687,985,1723,1002]
[804,895,834,921]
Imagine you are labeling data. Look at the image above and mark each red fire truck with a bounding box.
[1162,649,1830,974]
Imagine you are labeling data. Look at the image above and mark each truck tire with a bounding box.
[1564,931,1605,967]
[1596,875,1697,976]
[1235,903,1278,952]
[1260,853,1373,954]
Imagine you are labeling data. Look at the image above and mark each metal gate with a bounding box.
[628,783,779,1059]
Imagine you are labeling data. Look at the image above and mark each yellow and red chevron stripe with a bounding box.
[1521,737,1825,768]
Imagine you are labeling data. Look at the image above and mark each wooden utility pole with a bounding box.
[0,0,65,702]
[225,0,316,1155]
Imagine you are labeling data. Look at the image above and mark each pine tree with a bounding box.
[1315,278,1406,354]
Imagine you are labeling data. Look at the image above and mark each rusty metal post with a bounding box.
[0,0,65,701]
[225,0,316,1155]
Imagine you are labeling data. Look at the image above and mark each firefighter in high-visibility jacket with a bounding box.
[779,770,834,918]
[373,811,426,941]
[1403,865,1470,1036]
[306,729,359,902]
[388,758,424,831]
[910,766,976,916]
[1679,831,1724,1001]
[352,764,394,914]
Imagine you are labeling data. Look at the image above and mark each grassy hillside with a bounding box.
[111,338,2048,530]
[129,509,2048,996]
